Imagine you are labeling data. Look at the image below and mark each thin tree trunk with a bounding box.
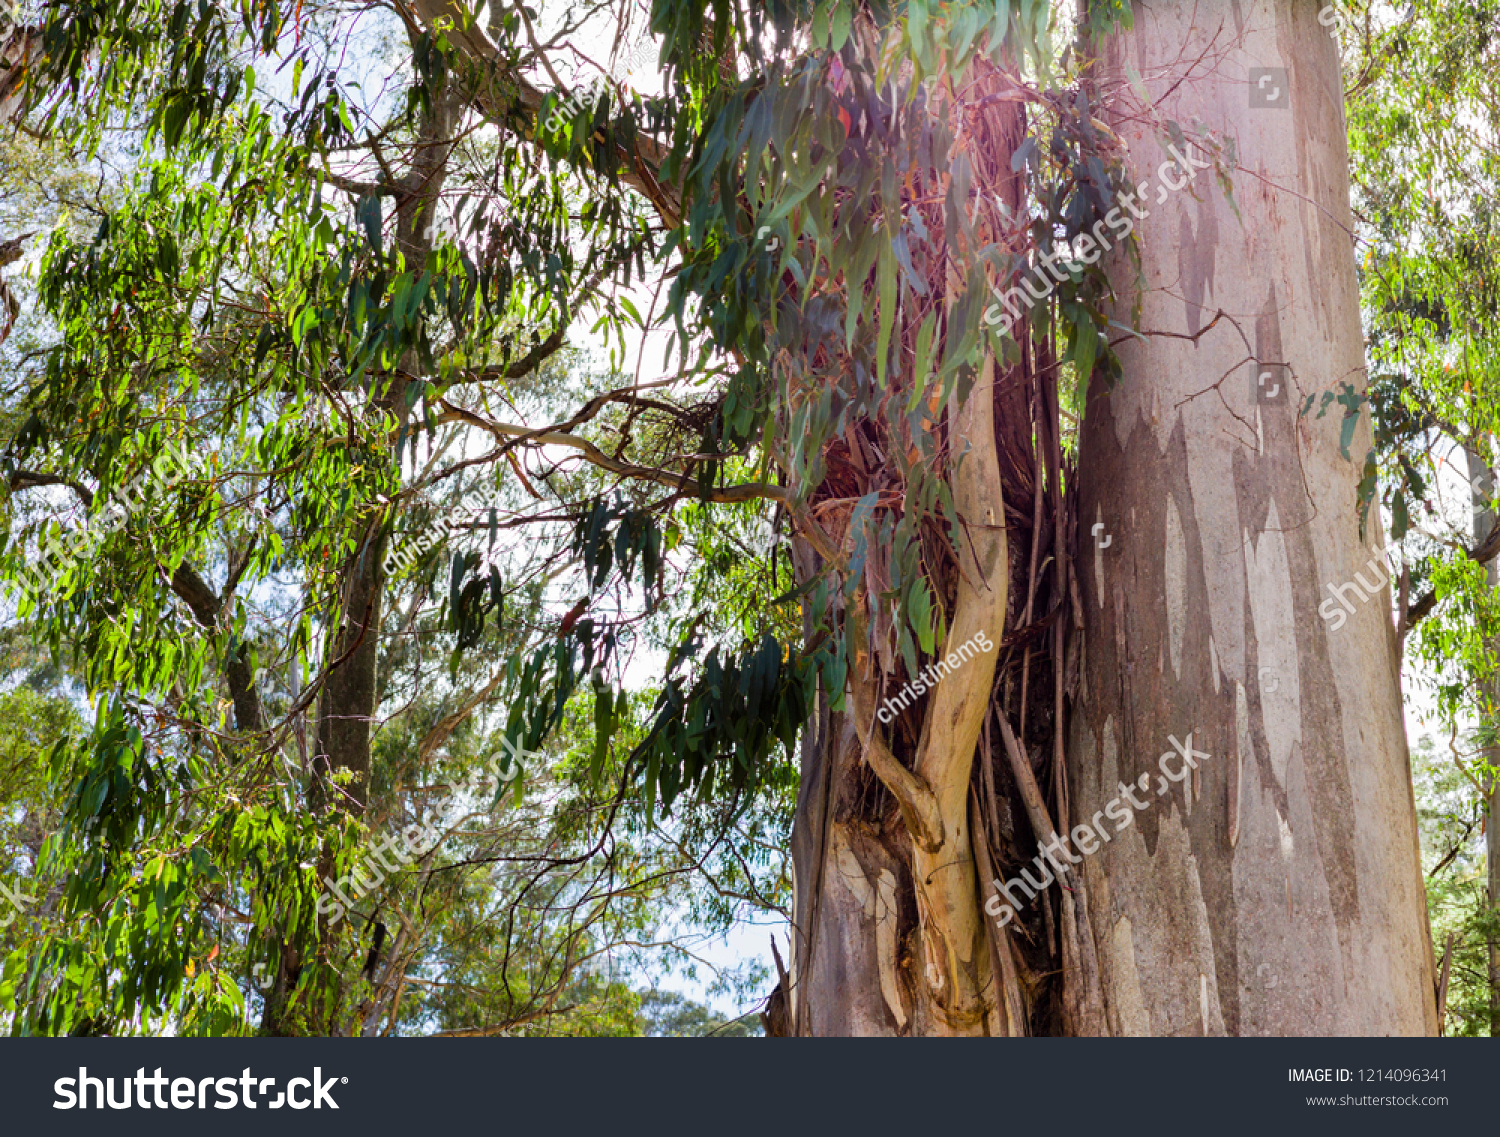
[1064,0,1436,1035]
[261,61,458,1036]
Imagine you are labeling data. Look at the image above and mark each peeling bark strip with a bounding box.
[1067,0,1436,1036]
[784,39,1050,1035]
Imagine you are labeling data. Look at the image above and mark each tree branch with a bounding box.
[9,469,95,505]
[845,587,944,853]
[1401,519,1500,636]
[436,397,789,503]
[169,562,265,733]
[403,0,680,223]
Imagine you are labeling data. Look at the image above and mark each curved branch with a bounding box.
[437,398,789,503]
[845,588,944,853]
[9,469,94,505]
[9,464,267,731]
[169,562,266,734]
[1401,519,1500,636]
[403,0,680,222]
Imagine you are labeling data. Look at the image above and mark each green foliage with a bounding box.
[649,0,1150,730]
[0,0,790,1033]
[1339,4,1500,1033]
[1410,733,1497,1036]
[1345,0,1500,644]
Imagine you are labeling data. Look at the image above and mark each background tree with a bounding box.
[1341,0,1500,1034]
[0,0,786,1035]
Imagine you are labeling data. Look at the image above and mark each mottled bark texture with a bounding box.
[1065,0,1436,1035]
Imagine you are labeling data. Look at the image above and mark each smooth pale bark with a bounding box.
[1065,0,1436,1035]
[787,703,916,1035]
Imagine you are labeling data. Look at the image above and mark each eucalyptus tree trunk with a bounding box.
[1063,0,1436,1035]
[785,335,1013,1038]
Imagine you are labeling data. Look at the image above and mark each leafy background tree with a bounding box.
[1342,0,1500,1035]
